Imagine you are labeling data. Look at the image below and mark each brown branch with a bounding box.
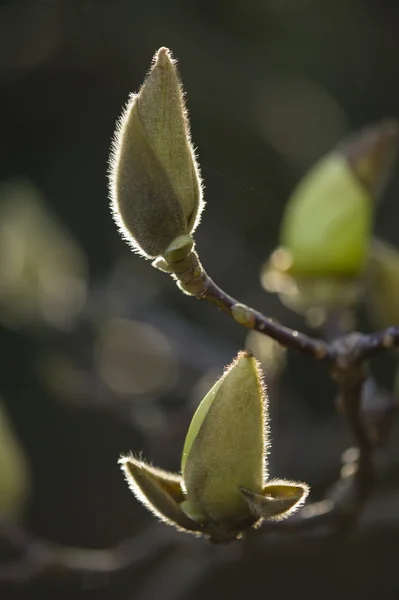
[333,379,374,530]
[203,278,330,360]
[169,250,399,367]
[168,251,329,361]
[355,326,399,361]
[168,249,399,369]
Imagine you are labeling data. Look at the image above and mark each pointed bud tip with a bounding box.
[118,454,135,473]
[240,349,254,359]
[234,349,259,368]
[224,351,258,382]
[155,47,174,67]
[229,351,264,390]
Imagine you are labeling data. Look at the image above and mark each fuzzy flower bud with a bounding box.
[109,47,204,259]
[180,352,266,523]
[279,121,398,277]
[120,352,309,543]
[260,122,398,317]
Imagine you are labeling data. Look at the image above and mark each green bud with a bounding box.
[231,303,256,328]
[279,121,398,277]
[366,238,399,328]
[163,234,194,263]
[181,352,266,523]
[109,47,204,259]
[181,351,309,537]
[119,352,309,542]
[280,153,372,277]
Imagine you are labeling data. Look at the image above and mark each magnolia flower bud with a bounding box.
[280,153,372,276]
[120,352,309,542]
[109,47,204,259]
[181,352,265,523]
[279,121,398,277]
[260,122,398,317]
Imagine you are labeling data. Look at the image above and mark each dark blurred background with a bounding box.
[2,0,399,598]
